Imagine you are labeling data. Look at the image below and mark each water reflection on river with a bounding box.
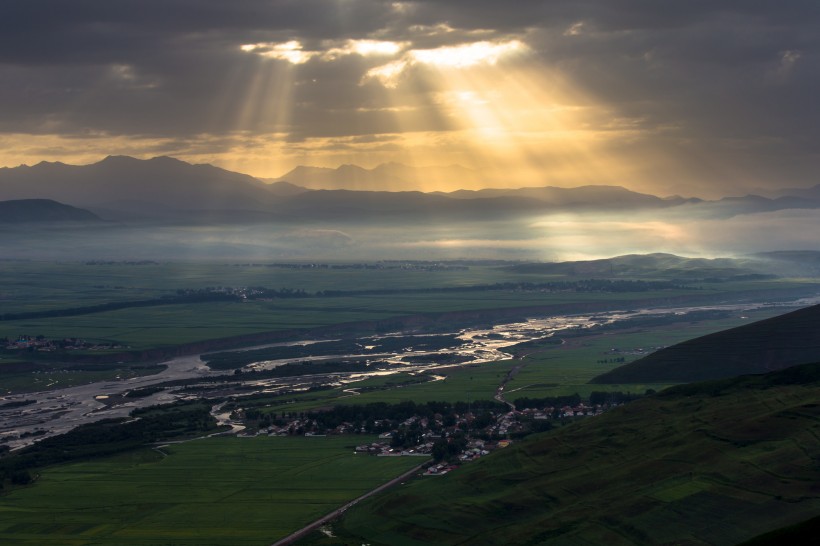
[3,296,820,450]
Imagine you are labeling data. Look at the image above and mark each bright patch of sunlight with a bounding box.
[241,41,317,64]
[334,39,406,57]
[364,40,527,87]
[410,40,526,68]
[242,39,407,65]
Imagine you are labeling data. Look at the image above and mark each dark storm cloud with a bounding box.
[0,0,420,136]
[1,0,819,190]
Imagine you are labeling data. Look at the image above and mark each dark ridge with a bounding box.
[0,199,101,223]
[590,303,820,384]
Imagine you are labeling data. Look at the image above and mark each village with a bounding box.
[2,335,127,352]
[236,397,623,474]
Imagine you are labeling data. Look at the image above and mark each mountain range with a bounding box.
[1,155,819,223]
[266,162,484,192]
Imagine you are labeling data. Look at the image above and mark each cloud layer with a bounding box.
[1,1,818,195]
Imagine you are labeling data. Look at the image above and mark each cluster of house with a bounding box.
[354,437,434,457]
[250,417,319,437]
[519,403,608,420]
[605,345,665,357]
[235,400,619,478]
[425,439,512,475]
[245,402,615,439]
[3,335,125,352]
[247,401,615,438]
[481,405,610,436]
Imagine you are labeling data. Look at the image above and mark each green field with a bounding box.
[0,261,562,315]
[5,259,814,394]
[0,288,724,349]
[2,261,817,352]
[0,436,422,545]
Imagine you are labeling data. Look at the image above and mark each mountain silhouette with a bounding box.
[0,199,101,223]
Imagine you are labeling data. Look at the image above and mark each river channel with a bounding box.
[2,295,819,450]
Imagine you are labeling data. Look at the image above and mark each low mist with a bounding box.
[3,207,820,262]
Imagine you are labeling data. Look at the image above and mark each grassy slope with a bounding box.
[336,363,820,546]
[591,303,820,384]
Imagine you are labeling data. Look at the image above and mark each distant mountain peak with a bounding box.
[273,161,483,191]
[98,154,138,164]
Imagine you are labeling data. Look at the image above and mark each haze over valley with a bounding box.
[2,2,820,545]
[3,155,820,262]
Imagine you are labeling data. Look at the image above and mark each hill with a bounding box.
[590,304,820,384]
[0,199,101,223]
[334,362,820,545]
[507,252,775,280]
[752,250,820,277]
[509,250,820,279]
[445,184,691,209]
[0,156,281,218]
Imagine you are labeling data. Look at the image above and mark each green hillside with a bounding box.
[330,362,820,545]
[590,303,820,384]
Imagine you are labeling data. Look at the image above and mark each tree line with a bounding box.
[0,401,216,489]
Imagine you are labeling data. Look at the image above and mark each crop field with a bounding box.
[2,261,817,351]
[2,282,812,351]
[0,261,547,314]
[0,435,422,545]
[11,260,801,315]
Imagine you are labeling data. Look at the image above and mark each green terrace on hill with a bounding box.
[328,362,820,546]
[591,303,820,384]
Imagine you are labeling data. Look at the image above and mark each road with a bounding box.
[494,354,527,411]
[270,462,427,546]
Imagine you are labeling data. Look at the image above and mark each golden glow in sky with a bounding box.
[0,29,668,193]
[212,33,648,193]
[1,2,816,198]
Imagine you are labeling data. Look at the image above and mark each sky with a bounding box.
[1,1,818,197]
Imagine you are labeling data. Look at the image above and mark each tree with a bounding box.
[11,470,32,485]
